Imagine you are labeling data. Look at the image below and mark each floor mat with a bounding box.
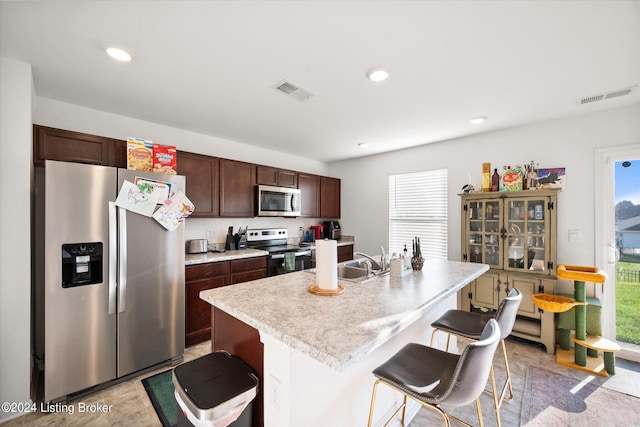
[142,369,177,427]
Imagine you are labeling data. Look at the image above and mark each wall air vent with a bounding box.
[577,85,637,105]
[272,79,315,101]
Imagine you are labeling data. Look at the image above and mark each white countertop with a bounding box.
[185,248,269,265]
[185,237,355,265]
[200,259,488,371]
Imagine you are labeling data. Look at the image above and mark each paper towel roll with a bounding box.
[316,239,338,290]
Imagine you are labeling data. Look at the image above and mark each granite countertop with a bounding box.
[185,237,355,266]
[200,259,488,371]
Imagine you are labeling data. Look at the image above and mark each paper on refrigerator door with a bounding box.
[152,191,195,231]
[115,180,163,217]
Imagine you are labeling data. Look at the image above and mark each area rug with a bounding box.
[142,369,177,427]
[520,366,640,426]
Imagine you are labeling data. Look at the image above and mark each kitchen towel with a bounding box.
[284,252,296,272]
[316,239,338,290]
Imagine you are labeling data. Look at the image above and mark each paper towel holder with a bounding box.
[308,284,345,296]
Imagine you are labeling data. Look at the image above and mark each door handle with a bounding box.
[607,243,620,264]
[108,202,117,315]
[118,206,127,313]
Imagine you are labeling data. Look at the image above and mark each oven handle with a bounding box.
[271,250,312,259]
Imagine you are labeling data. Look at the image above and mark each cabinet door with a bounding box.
[185,276,228,346]
[465,199,502,268]
[504,197,550,275]
[298,173,320,218]
[506,275,541,319]
[320,176,341,218]
[256,165,279,186]
[256,166,298,188]
[220,159,256,217]
[470,273,500,310]
[278,169,298,188]
[177,151,219,217]
[34,125,111,166]
[337,244,354,263]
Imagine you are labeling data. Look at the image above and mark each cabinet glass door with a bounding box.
[505,198,548,273]
[467,199,502,268]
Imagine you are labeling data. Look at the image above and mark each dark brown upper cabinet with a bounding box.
[256,165,298,188]
[220,159,256,217]
[320,176,341,219]
[298,172,320,218]
[34,125,126,167]
[177,151,220,217]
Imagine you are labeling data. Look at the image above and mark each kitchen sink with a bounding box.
[306,259,387,283]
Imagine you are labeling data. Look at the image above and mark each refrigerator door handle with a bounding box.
[108,202,117,315]
[118,206,127,313]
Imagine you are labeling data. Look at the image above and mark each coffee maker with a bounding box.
[322,221,341,240]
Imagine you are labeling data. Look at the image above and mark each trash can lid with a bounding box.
[174,352,258,411]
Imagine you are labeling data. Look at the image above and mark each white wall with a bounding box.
[329,104,640,277]
[34,97,332,243]
[0,58,33,422]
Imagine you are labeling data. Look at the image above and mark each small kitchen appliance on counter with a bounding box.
[186,239,208,254]
[322,221,341,240]
[247,228,312,276]
[310,225,324,241]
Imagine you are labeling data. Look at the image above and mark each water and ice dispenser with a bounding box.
[61,243,103,288]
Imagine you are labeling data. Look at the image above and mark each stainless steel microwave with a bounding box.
[256,185,301,217]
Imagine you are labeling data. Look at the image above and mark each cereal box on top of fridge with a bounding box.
[152,143,177,175]
[127,137,153,172]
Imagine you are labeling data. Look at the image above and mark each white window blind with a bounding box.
[389,169,448,259]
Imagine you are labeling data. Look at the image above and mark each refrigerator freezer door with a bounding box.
[42,161,117,402]
[116,169,185,377]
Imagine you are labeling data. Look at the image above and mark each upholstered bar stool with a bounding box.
[429,288,522,427]
[367,319,501,427]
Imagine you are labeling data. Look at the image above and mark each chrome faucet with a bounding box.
[353,252,383,270]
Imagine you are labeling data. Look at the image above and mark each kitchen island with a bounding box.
[200,259,488,427]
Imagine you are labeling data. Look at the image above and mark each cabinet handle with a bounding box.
[496,278,501,294]
[500,227,507,240]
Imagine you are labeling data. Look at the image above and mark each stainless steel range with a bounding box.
[246,228,312,276]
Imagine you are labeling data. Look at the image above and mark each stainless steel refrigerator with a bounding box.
[33,160,185,402]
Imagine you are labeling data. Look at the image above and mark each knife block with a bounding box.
[225,235,236,251]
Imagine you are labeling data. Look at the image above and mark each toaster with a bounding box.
[186,239,208,254]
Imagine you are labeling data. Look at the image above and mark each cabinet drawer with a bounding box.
[230,256,267,274]
[186,262,230,282]
[231,270,267,284]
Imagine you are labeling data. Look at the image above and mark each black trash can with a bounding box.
[173,351,259,427]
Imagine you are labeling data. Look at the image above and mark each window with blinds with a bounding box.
[389,169,448,259]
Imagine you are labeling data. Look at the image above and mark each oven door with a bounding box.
[268,250,312,276]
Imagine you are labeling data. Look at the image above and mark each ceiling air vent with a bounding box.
[272,79,315,101]
[577,85,637,105]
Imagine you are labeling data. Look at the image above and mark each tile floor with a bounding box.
[2,338,639,426]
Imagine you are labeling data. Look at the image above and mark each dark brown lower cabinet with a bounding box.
[212,307,264,427]
[185,256,267,347]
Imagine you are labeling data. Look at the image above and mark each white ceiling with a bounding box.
[2,1,639,163]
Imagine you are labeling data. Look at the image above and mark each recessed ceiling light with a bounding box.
[366,68,389,82]
[358,142,370,148]
[106,47,132,62]
[469,116,487,124]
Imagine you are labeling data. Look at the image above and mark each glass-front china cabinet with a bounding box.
[460,189,559,354]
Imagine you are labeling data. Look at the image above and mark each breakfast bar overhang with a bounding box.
[200,259,489,427]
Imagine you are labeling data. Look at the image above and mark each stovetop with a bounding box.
[252,244,305,254]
